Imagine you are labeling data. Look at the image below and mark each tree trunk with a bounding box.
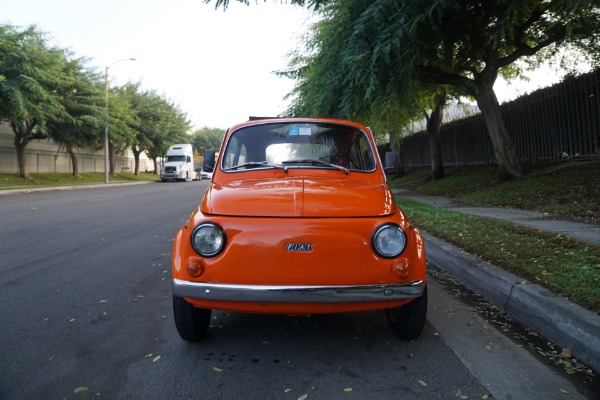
[132,145,142,176]
[66,144,81,177]
[389,131,404,178]
[396,145,405,177]
[109,142,116,176]
[12,123,33,180]
[134,155,140,175]
[425,90,446,180]
[153,158,159,175]
[475,84,522,181]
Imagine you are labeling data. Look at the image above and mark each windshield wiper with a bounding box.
[224,161,283,171]
[281,159,349,175]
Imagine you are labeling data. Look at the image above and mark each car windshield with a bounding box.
[221,122,376,173]
[166,155,186,162]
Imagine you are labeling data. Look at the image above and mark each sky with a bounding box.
[2,0,314,129]
[2,0,576,130]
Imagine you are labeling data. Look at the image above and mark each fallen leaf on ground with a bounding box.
[297,395,308,400]
[212,367,223,372]
[559,388,570,394]
[73,387,89,394]
[559,348,572,359]
[152,355,161,362]
[344,388,352,392]
[418,380,428,387]
[484,342,494,351]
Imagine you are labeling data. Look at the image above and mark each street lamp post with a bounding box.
[104,58,136,184]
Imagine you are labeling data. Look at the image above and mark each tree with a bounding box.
[107,83,138,175]
[213,0,600,181]
[45,60,105,177]
[128,85,158,175]
[192,127,225,155]
[0,24,72,180]
[134,95,191,175]
[424,89,447,180]
[278,1,448,179]
[205,0,326,10]
[392,0,600,180]
[129,88,192,175]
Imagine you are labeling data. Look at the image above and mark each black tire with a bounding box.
[173,296,212,342]
[386,286,427,340]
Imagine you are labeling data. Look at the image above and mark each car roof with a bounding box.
[227,117,368,132]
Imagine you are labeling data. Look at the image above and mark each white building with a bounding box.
[0,122,155,174]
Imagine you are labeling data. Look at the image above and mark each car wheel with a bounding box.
[386,286,427,340]
[173,295,212,341]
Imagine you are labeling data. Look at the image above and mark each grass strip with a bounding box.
[397,196,600,315]
[0,172,159,189]
[389,162,600,222]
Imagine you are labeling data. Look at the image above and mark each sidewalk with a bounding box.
[393,188,600,245]
[392,188,600,374]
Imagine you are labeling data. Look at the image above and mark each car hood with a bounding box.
[201,177,395,217]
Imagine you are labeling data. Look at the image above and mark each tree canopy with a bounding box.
[45,57,105,176]
[278,0,600,180]
[140,93,192,174]
[192,127,225,155]
[0,24,74,179]
[0,23,197,178]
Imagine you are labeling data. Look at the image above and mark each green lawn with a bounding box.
[390,161,600,222]
[0,172,159,189]
[389,161,600,314]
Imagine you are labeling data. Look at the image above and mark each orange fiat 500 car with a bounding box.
[171,118,427,341]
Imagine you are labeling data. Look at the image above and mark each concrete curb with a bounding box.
[0,180,154,196]
[423,231,600,373]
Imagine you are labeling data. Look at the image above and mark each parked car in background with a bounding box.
[200,170,213,180]
[171,118,427,341]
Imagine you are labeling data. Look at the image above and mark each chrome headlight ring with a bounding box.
[371,223,407,259]
[190,222,226,258]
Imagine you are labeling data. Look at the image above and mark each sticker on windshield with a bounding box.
[288,125,312,136]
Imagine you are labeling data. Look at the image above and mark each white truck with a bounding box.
[160,144,198,182]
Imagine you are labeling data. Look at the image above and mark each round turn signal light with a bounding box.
[187,260,205,277]
[392,260,409,278]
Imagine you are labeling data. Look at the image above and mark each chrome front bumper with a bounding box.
[172,279,425,303]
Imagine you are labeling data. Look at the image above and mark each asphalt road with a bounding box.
[0,182,590,399]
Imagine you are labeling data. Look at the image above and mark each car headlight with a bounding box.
[371,223,407,258]
[191,223,226,257]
